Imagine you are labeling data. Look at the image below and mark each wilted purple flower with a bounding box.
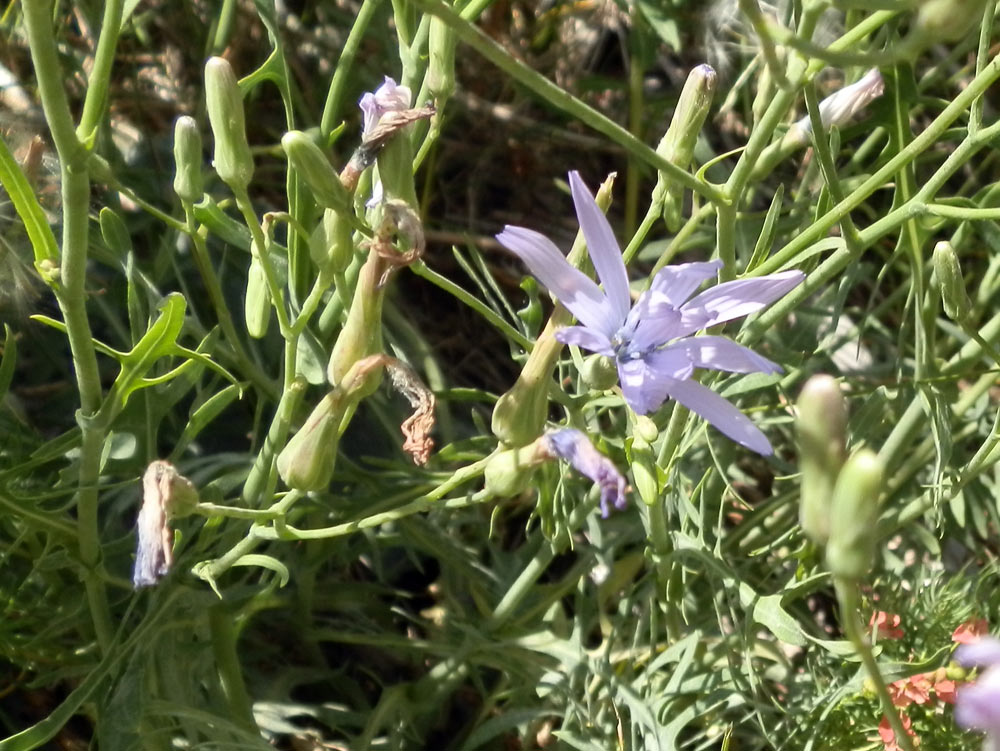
[496,171,804,455]
[542,428,627,517]
[359,76,412,139]
[956,636,1000,746]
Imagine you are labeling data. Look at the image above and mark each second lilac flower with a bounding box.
[496,171,804,455]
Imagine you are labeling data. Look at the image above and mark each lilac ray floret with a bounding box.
[542,428,627,517]
[955,637,1000,741]
[496,170,805,455]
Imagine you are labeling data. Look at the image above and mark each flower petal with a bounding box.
[543,428,628,517]
[661,377,773,455]
[497,226,619,336]
[647,260,724,309]
[556,325,614,356]
[681,270,805,328]
[957,637,1000,668]
[665,335,781,375]
[616,349,693,415]
[568,171,631,325]
[956,665,1000,731]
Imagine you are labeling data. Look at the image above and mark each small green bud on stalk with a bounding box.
[483,441,549,498]
[932,241,972,324]
[277,391,343,491]
[655,64,716,232]
[281,130,351,210]
[205,57,254,192]
[628,433,660,507]
[826,449,883,581]
[172,115,204,204]
[796,375,847,545]
[581,353,618,391]
[244,252,271,339]
[912,0,990,45]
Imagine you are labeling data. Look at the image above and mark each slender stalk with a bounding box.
[320,0,384,139]
[22,0,113,652]
[835,578,916,751]
[208,605,258,731]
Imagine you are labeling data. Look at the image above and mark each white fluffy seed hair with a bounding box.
[700,1,844,78]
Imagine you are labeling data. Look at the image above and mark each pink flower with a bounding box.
[876,713,919,751]
[953,618,989,644]
[934,679,957,704]
[869,611,904,640]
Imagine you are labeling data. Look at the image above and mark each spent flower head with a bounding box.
[360,76,412,139]
[496,171,804,455]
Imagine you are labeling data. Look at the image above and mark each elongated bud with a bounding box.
[327,249,384,387]
[790,69,884,144]
[483,441,549,498]
[493,174,616,446]
[277,391,344,491]
[796,375,847,545]
[655,64,716,232]
[323,208,355,275]
[172,115,204,203]
[205,57,254,191]
[932,241,972,324]
[628,432,660,507]
[244,253,271,338]
[826,450,882,580]
[427,17,457,103]
[281,130,351,210]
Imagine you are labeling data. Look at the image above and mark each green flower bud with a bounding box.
[932,241,972,324]
[277,391,344,491]
[323,208,355,275]
[281,130,350,210]
[581,353,618,391]
[627,433,660,507]
[483,441,548,498]
[634,415,658,444]
[172,115,204,203]
[327,249,384,390]
[491,324,561,447]
[244,254,271,339]
[205,57,254,192]
[655,64,716,232]
[796,375,847,545]
[913,0,989,43]
[826,449,882,580]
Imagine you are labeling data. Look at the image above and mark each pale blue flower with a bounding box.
[543,428,627,517]
[956,636,1000,749]
[496,171,804,455]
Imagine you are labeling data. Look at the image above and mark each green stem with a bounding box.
[320,0,384,139]
[407,0,724,204]
[76,0,124,143]
[22,0,113,653]
[208,605,258,731]
[835,578,915,751]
